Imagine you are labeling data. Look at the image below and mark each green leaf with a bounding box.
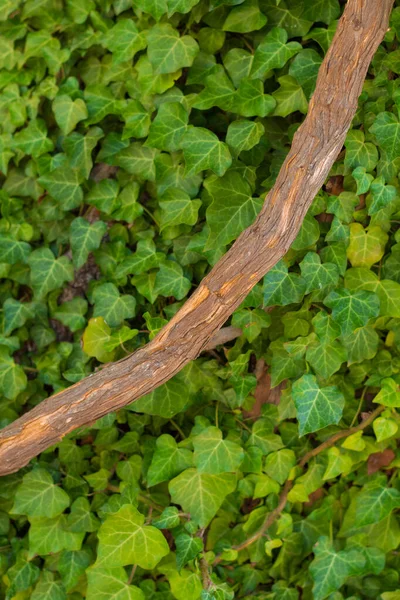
[344,129,379,171]
[323,447,353,480]
[341,326,379,364]
[193,426,244,474]
[96,505,170,569]
[324,288,380,336]
[306,340,346,379]
[63,127,104,179]
[147,24,199,74]
[299,252,339,294]
[116,239,164,278]
[29,515,84,556]
[181,126,232,177]
[70,217,107,269]
[53,95,88,135]
[12,468,69,519]
[103,19,147,64]
[134,0,167,21]
[235,77,276,117]
[132,377,189,418]
[159,187,201,231]
[204,171,262,249]
[292,374,345,436]
[58,550,91,592]
[0,348,27,399]
[169,468,236,527]
[303,0,340,24]
[86,179,120,215]
[147,434,193,486]
[3,298,33,336]
[250,27,301,80]
[12,119,54,157]
[370,112,400,160]
[31,571,67,600]
[28,248,74,299]
[223,0,267,33]
[310,537,366,600]
[115,143,157,182]
[147,102,188,151]
[264,449,296,484]
[92,282,136,327]
[289,48,322,98]
[353,484,400,529]
[373,416,398,442]
[154,260,191,300]
[0,235,31,265]
[38,166,84,210]
[263,261,306,307]
[226,119,265,155]
[272,75,308,118]
[373,378,400,407]
[176,533,203,571]
[369,176,397,215]
[82,317,115,363]
[86,565,145,600]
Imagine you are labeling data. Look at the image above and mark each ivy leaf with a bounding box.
[115,143,157,182]
[341,326,379,364]
[92,282,136,327]
[226,119,265,155]
[193,426,244,474]
[310,537,366,600]
[306,340,346,379]
[289,48,322,98]
[204,171,262,249]
[86,179,120,215]
[67,497,100,533]
[234,78,276,117]
[159,187,201,231]
[324,289,380,336]
[0,235,31,265]
[175,533,203,571]
[131,377,189,418]
[369,176,397,215]
[263,261,306,307]
[0,348,27,399]
[58,550,91,593]
[103,19,147,64]
[299,252,339,294]
[323,447,353,480]
[373,378,400,407]
[31,571,67,600]
[70,217,107,269]
[38,166,84,210]
[272,75,308,118]
[147,434,193,487]
[28,248,74,299]
[116,239,164,278]
[181,126,232,177]
[29,515,84,556]
[86,566,145,600]
[352,166,374,195]
[3,298,34,336]
[264,449,296,485]
[12,468,70,518]
[147,24,199,74]
[344,129,379,171]
[82,317,115,363]
[292,374,345,436]
[169,468,236,527]
[250,27,301,80]
[223,0,267,33]
[353,484,400,529]
[147,102,188,152]
[96,505,170,569]
[52,95,88,135]
[192,66,236,111]
[134,0,167,20]
[12,119,54,158]
[154,260,191,300]
[303,0,340,24]
[370,112,400,160]
[63,127,104,179]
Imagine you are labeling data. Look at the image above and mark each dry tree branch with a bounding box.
[0,0,394,476]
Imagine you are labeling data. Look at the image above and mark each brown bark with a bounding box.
[0,0,393,477]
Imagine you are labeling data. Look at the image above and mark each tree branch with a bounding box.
[0,0,393,476]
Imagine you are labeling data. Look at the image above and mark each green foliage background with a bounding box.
[2,0,400,598]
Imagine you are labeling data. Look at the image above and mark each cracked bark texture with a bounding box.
[0,0,394,476]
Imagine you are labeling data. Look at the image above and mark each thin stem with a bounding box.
[213,406,384,565]
[170,419,186,439]
[349,387,367,428]
[127,564,137,585]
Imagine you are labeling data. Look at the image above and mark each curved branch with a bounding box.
[0,0,393,476]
